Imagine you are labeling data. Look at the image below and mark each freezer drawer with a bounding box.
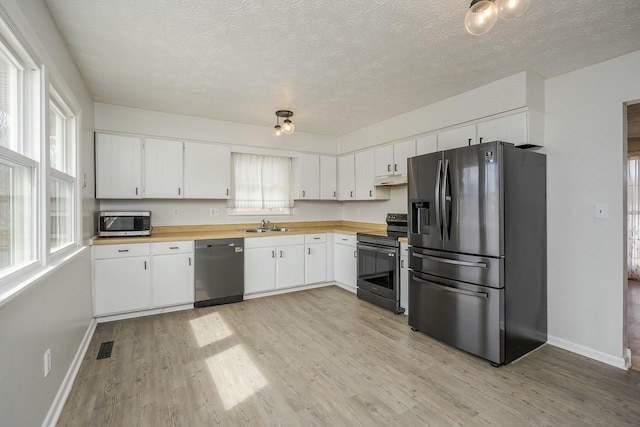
[409,247,503,288]
[409,271,504,364]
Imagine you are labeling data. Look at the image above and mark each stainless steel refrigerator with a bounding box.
[407,141,546,366]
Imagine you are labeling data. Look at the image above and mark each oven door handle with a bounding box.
[413,276,488,299]
[413,253,487,269]
[357,243,397,256]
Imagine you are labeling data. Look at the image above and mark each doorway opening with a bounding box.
[626,101,640,371]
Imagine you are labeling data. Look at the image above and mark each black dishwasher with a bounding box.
[194,238,244,307]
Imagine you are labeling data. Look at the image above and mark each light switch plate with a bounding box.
[595,203,608,219]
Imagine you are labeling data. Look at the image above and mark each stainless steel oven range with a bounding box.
[356,213,407,314]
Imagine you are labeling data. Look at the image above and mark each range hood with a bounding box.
[374,174,407,187]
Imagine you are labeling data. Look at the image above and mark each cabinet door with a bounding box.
[393,139,416,176]
[94,257,151,315]
[416,134,438,156]
[437,125,476,151]
[400,242,409,313]
[152,253,194,307]
[244,248,276,294]
[476,112,527,146]
[95,133,143,199]
[334,243,357,290]
[143,138,184,198]
[305,243,327,284]
[294,154,320,200]
[355,149,375,200]
[184,142,230,199]
[277,245,305,289]
[337,154,355,200]
[374,145,394,177]
[320,155,337,200]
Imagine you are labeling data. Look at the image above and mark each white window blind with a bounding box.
[229,153,293,210]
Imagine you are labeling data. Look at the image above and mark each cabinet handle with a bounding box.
[354,250,357,258]
[279,251,283,258]
[307,248,311,255]
[394,164,398,172]
[188,257,192,266]
[350,191,353,198]
[342,238,348,241]
[313,237,320,240]
[178,187,181,195]
[272,250,275,258]
[144,261,147,270]
[468,138,472,146]
[369,190,372,197]
[387,164,391,172]
[333,191,336,197]
[226,188,229,196]
[169,246,179,249]
[401,259,405,268]
[303,190,306,197]
[479,137,483,144]
[118,249,129,253]
[135,187,138,196]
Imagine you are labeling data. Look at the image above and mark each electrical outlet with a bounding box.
[293,208,300,215]
[356,208,361,216]
[44,349,51,377]
[172,208,179,216]
[210,208,219,216]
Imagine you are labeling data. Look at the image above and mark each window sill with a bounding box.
[0,246,88,309]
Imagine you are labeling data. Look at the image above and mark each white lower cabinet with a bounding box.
[244,235,306,295]
[305,234,327,284]
[151,241,194,307]
[93,241,194,317]
[400,241,409,314]
[334,233,357,291]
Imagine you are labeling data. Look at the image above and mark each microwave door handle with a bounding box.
[413,276,488,298]
[435,160,442,239]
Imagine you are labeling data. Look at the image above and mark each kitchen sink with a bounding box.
[243,228,297,233]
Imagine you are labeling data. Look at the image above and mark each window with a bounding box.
[48,92,75,252]
[0,38,36,277]
[229,153,293,214]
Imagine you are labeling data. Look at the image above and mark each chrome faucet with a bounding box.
[260,219,271,229]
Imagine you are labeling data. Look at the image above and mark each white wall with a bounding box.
[543,49,640,368]
[0,1,95,425]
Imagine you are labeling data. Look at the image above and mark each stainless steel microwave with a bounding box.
[98,211,152,237]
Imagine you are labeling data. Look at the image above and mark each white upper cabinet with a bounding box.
[183,142,230,199]
[294,153,320,200]
[355,149,389,200]
[393,139,416,176]
[320,155,337,200]
[416,134,438,156]
[337,154,355,201]
[143,138,184,199]
[95,133,143,199]
[437,124,477,151]
[374,139,415,178]
[476,111,528,146]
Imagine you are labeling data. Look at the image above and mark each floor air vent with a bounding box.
[97,341,114,360]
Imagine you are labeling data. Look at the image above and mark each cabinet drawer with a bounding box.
[305,234,326,243]
[334,234,356,246]
[151,240,194,255]
[93,243,150,260]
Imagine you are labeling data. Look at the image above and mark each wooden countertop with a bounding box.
[91,220,389,245]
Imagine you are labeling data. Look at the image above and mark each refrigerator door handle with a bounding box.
[413,276,488,299]
[413,252,488,268]
[443,158,451,240]
[435,160,443,239]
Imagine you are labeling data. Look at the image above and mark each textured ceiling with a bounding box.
[45,0,640,137]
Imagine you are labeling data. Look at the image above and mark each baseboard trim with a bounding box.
[244,282,333,300]
[333,281,356,294]
[547,335,628,370]
[95,303,193,323]
[43,318,97,427]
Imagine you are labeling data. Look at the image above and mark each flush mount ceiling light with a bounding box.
[465,0,531,36]
[273,110,295,138]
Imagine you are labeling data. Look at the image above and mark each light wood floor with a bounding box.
[58,286,640,426]
[629,280,640,371]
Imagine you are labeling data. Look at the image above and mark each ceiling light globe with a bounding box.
[496,0,530,20]
[465,0,498,36]
[273,125,282,138]
[282,119,295,135]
